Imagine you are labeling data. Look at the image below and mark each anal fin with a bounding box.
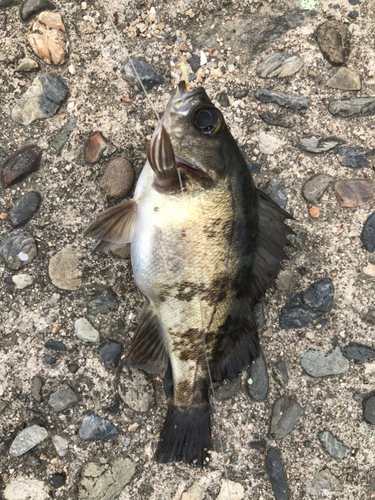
[125,305,168,375]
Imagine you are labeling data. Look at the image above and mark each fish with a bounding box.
[84,80,293,467]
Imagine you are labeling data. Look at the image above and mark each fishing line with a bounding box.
[99,4,232,498]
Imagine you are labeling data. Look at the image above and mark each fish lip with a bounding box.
[175,154,208,178]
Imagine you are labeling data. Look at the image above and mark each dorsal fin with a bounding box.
[125,305,168,375]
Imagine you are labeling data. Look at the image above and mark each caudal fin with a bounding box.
[155,404,211,466]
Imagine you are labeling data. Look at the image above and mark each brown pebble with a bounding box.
[316,20,351,66]
[28,12,67,66]
[308,70,318,78]
[85,131,116,163]
[326,67,361,91]
[100,158,134,199]
[334,179,374,208]
[2,145,42,187]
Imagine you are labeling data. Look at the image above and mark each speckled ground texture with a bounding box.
[0,0,375,499]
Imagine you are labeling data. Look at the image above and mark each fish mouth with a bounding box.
[175,155,208,179]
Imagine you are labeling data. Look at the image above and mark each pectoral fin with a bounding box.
[84,199,136,252]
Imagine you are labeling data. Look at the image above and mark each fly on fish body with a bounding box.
[85,80,293,466]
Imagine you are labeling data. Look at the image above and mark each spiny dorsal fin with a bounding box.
[84,199,136,252]
[125,305,168,375]
[147,123,184,194]
[249,189,294,308]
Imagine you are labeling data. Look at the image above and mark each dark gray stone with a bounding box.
[122,57,164,91]
[87,291,119,315]
[302,174,334,203]
[68,363,79,374]
[216,92,230,108]
[255,88,310,111]
[337,146,368,168]
[20,0,55,20]
[45,340,66,351]
[79,411,118,441]
[329,97,375,117]
[345,343,375,362]
[188,54,200,72]
[361,212,375,253]
[266,448,289,500]
[10,191,41,227]
[233,89,248,99]
[299,136,344,153]
[0,229,37,270]
[317,431,351,458]
[259,112,293,128]
[99,340,123,368]
[246,351,268,402]
[266,179,288,209]
[38,73,69,103]
[316,20,350,66]
[280,278,334,329]
[248,162,261,174]
[1,145,42,187]
[363,392,375,425]
[273,361,288,387]
[48,116,77,154]
[51,472,66,489]
[214,377,241,400]
[49,384,79,412]
[44,355,57,365]
[270,396,302,439]
[300,346,349,377]
[31,376,43,402]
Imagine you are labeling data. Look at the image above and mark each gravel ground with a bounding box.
[1,0,375,499]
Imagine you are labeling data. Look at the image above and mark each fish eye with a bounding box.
[194,108,223,134]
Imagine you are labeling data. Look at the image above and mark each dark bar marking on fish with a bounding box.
[147,124,184,194]
[84,199,136,252]
[155,402,211,467]
[125,305,168,374]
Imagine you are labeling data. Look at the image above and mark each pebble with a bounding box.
[299,135,343,153]
[9,424,48,456]
[75,317,100,342]
[20,0,56,21]
[245,351,269,402]
[79,411,118,440]
[28,11,67,65]
[216,92,230,108]
[255,88,310,111]
[256,53,303,78]
[216,480,244,500]
[265,179,288,209]
[44,355,57,365]
[52,434,69,457]
[266,448,289,500]
[49,246,81,291]
[300,346,349,377]
[119,367,154,412]
[317,431,351,459]
[100,158,134,199]
[275,270,294,292]
[316,20,350,66]
[48,116,77,154]
[334,179,374,208]
[327,67,361,91]
[1,145,42,187]
[11,73,69,125]
[337,146,368,168]
[12,273,34,289]
[3,475,49,500]
[188,54,200,72]
[122,57,164,91]
[79,457,135,500]
[361,212,375,252]
[302,173,333,203]
[50,472,66,489]
[68,363,79,374]
[270,396,302,439]
[87,290,119,315]
[99,340,123,368]
[49,384,78,411]
[280,278,334,329]
[345,343,375,362]
[259,132,285,155]
[273,361,288,387]
[363,263,375,277]
[31,375,43,402]
[10,191,41,227]
[181,482,205,500]
[248,162,261,174]
[233,89,248,99]
[15,58,39,72]
[362,392,375,425]
[45,340,66,351]
[0,229,37,270]
[306,469,344,497]
[85,131,116,163]
[214,376,242,400]
[329,97,375,117]
[259,112,292,128]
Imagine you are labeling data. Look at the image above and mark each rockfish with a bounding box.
[85,81,292,466]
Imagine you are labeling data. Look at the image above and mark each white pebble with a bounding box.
[200,50,207,65]
[12,274,33,289]
[18,252,28,261]
[68,64,76,74]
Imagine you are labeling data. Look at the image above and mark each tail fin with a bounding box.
[155,404,211,467]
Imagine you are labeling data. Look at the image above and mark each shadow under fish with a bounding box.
[84,80,293,466]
